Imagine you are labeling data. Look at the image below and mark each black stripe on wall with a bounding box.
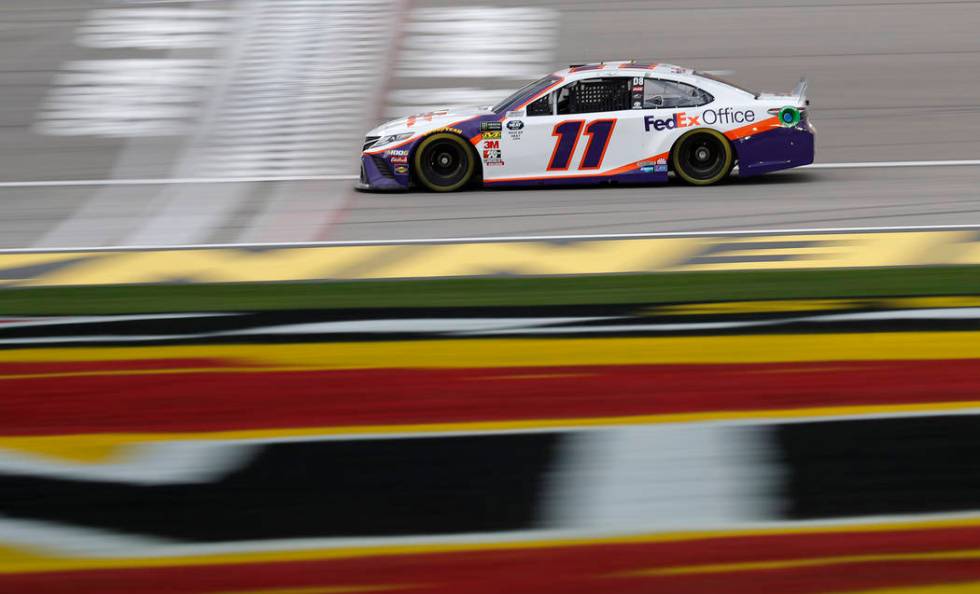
[774,415,980,519]
[0,433,561,542]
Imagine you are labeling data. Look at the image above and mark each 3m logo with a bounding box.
[484,140,500,149]
[644,112,700,132]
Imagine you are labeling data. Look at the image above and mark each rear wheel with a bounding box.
[672,129,734,186]
[414,133,476,192]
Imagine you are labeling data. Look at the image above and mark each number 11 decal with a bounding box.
[547,119,617,171]
[580,119,616,170]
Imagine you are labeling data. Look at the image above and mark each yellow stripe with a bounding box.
[888,296,980,309]
[652,299,865,315]
[838,580,980,594]
[4,332,980,369]
[652,296,980,316]
[212,587,410,594]
[2,232,978,288]
[5,399,980,463]
[618,548,980,577]
[4,517,980,575]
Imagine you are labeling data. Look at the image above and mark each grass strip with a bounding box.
[0,266,978,315]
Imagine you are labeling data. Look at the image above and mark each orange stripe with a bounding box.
[725,116,781,140]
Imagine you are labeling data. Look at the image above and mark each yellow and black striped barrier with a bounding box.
[1,229,979,287]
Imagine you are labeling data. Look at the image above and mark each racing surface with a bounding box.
[2,0,980,248]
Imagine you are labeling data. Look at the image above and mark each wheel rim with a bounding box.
[423,139,466,185]
[679,134,726,180]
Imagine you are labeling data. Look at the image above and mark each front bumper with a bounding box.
[356,153,411,191]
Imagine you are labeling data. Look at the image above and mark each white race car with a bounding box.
[358,61,813,192]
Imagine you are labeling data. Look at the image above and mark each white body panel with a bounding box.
[362,62,808,185]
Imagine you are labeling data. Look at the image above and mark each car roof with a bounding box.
[552,61,695,80]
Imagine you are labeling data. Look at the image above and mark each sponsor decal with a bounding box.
[385,148,409,164]
[631,76,644,109]
[394,165,409,174]
[702,108,756,125]
[483,138,504,166]
[433,127,463,135]
[481,121,503,132]
[482,130,502,140]
[639,158,668,173]
[644,112,701,132]
[506,119,524,140]
[644,108,757,132]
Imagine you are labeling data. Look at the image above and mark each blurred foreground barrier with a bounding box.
[2,229,980,287]
[3,297,980,593]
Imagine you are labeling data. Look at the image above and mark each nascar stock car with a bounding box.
[358,61,814,192]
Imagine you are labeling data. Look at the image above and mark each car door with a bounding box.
[638,77,716,161]
[489,75,649,181]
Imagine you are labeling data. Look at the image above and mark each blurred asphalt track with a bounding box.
[1,0,979,248]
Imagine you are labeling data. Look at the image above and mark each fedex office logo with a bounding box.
[644,112,700,132]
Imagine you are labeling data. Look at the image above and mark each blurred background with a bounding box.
[2,0,979,248]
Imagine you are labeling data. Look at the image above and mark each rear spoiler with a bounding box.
[793,77,809,105]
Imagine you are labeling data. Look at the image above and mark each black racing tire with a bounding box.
[671,129,735,186]
[413,133,477,192]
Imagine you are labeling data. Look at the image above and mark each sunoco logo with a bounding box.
[645,108,756,132]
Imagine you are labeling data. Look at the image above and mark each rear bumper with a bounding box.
[356,153,411,191]
[734,121,815,177]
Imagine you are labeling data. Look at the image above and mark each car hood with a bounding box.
[367,105,494,137]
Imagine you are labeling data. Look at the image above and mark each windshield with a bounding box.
[492,75,561,113]
[695,71,759,98]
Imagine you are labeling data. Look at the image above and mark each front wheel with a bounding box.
[671,129,734,186]
[413,133,477,192]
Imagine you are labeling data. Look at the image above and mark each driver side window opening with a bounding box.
[526,93,552,116]
[643,79,713,109]
[557,77,633,115]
